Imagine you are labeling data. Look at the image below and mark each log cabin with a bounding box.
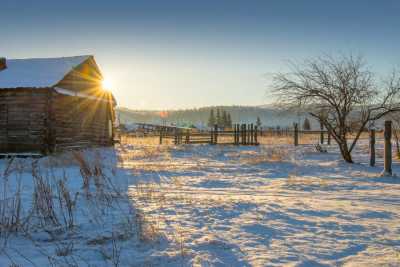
[0,55,116,155]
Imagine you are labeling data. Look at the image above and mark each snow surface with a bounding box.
[0,56,90,88]
[0,140,400,266]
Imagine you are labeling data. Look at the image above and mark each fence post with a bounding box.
[210,127,214,144]
[185,130,190,144]
[244,124,247,145]
[239,124,241,145]
[248,124,251,144]
[180,130,183,144]
[370,129,375,167]
[214,124,218,145]
[240,124,244,145]
[320,121,324,144]
[233,124,236,145]
[251,123,255,145]
[383,121,392,175]
[174,129,178,145]
[254,125,258,145]
[245,124,248,145]
[249,124,252,145]
[245,124,248,144]
[235,124,239,145]
[234,124,237,145]
[294,123,299,146]
[159,128,163,145]
[244,124,248,145]
[249,124,253,145]
[327,131,331,145]
[239,124,242,145]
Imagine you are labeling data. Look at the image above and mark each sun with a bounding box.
[102,78,112,89]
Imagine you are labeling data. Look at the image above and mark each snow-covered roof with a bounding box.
[0,55,91,88]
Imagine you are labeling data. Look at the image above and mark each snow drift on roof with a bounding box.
[0,55,91,88]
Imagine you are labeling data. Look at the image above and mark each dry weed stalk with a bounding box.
[0,160,24,238]
[0,193,22,238]
[31,162,60,228]
[110,233,122,267]
[175,226,188,262]
[99,238,122,267]
[56,174,78,230]
[0,146,171,266]
[55,241,74,257]
[72,151,92,197]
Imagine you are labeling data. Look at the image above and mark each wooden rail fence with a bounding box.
[158,123,334,146]
[159,124,259,145]
[136,120,396,177]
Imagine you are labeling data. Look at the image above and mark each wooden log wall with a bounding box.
[51,92,114,151]
[0,89,48,153]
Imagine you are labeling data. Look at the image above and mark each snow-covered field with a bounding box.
[1,138,400,266]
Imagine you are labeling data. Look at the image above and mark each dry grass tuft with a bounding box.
[240,147,291,164]
[0,193,22,236]
[0,145,170,266]
[135,210,163,243]
[32,163,61,228]
[55,241,74,257]
[56,177,78,230]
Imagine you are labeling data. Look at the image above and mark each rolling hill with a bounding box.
[116,106,318,129]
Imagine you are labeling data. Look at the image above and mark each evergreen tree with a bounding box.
[256,116,262,127]
[207,109,215,128]
[222,110,228,128]
[303,117,311,130]
[227,113,232,128]
[216,108,222,128]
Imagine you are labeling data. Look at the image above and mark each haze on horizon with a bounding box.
[2,0,400,110]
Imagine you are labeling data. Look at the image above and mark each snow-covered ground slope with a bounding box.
[1,140,400,266]
[127,142,400,266]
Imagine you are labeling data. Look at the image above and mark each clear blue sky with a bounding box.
[1,0,400,109]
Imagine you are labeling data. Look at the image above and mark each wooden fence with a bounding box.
[129,122,381,147]
[129,120,397,176]
[159,124,259,145]
[157,123,337,146]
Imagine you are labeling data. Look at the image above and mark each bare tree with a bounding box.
[273,54,400,163]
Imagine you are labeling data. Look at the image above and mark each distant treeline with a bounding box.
[117,105,318,129]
